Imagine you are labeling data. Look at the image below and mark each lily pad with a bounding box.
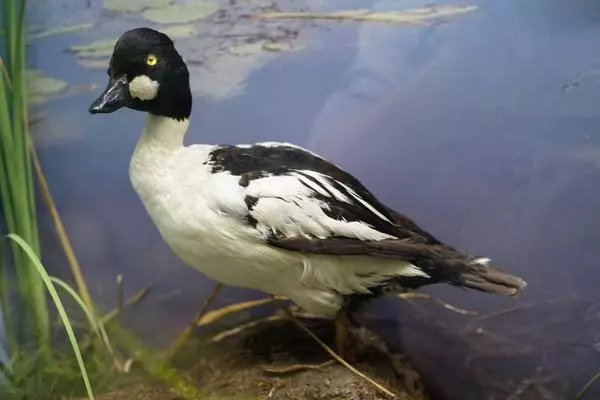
[27,70,68,104]
[263,42,300,52]
[260,5,478,24]
[228,42,264,56]
[103,0,172,12]
[163,24,199,39]
[67,38,117,59]
[76,58,111,70]
[28,22,94,40]
[229,41,300,56]
[143,2,218,24]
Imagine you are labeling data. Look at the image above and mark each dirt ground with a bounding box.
[94,314,428,400]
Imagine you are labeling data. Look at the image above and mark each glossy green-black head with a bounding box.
[89,27,192,120]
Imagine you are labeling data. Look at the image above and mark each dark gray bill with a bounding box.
[89,75,132,114]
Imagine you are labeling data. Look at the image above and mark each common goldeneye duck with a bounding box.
[89,27,526,357]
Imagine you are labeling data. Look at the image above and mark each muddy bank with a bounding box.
[95,314,427,400]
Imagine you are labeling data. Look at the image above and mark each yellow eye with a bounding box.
[146,54,158,67]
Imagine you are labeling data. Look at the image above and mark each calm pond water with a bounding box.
[22,0,600,398]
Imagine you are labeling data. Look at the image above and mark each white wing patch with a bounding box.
[246,174,312,199]
[250,196,394,241]
[244,171,396,241]
[335,180,391,222]
[290,171,331,197]
[296,170,352,203]
[255,141,325,159]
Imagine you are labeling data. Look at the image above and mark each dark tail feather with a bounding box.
[458,258,527,297]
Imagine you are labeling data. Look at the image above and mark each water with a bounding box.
[21,0,600,398]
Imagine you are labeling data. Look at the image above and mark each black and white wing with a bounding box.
[207,143,527,296]
[207,142,444,247]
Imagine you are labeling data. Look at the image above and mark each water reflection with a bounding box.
[26,0,600,398]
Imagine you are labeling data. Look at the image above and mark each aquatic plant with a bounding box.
[0,0,49,365]
[0,0,95,398]
[3,235,94,399]
[142,2,218,24]
[576,372,600,400]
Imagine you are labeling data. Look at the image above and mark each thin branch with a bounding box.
[263,386,278,399]
[167,282,223,357]
[26,132,93,309]
[467,297,583,329]
[197,295,286,327]
[507,374,556,400]
[211,314,282,343]
[271,296,396,398]
[117,275,124,313]
[261,360,335,374]
[28,111,46,126]
[101,285,152,325]
[398,292,478,315]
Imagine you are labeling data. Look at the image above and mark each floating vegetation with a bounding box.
[67,38,117,59]
[76,58,110,70]
[263,41,300,52]
[229,41,300,56]
[162,24,199,39]
[68,83,99,96]
[28,22,94,40]
[69,25,195,68]
[102,0,172,13]
[260,5,478,24]
[27,70,68,104]
[228,42,264,56]
[142,2,219,24]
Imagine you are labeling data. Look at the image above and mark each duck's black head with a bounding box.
[89,27,192,120]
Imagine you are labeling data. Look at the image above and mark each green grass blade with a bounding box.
[5,234,95,400]
[0,0,50,361]
[576,372,600,400]
[0,358,16,385]
[49,277,121,372]
[48,277,100,340]
[0,56,22,362]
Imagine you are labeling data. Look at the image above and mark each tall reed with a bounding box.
[0,0,50,364]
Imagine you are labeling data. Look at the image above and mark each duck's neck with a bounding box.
[137,114,189,153]
[130,115,190,195]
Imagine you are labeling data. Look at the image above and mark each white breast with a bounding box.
[128,118,305,296]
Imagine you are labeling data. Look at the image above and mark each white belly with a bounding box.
[163,221,298,293]
[155,213,348,317]
[155,212,422,319]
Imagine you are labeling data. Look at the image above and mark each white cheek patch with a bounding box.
[129,75,159,100]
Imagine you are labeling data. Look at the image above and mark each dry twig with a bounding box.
[211,314,283,343]
[27,132,93,308]
[101,285,152,325]
[168,282,224,357]
[26,115,126,370]
[466,297,583,329]
[507,374,557,400]
[271,296,396,398]
[398,292,478,315]
[261,360,335,374]
[197,295,286,327]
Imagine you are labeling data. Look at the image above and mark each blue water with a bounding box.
[18,0,600,398]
